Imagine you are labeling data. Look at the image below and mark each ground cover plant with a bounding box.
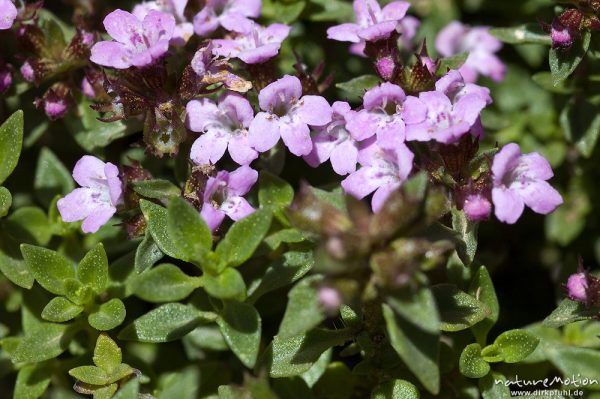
[0,0,600,398]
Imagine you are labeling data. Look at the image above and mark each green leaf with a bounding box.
[130,263,201,302]
[88,298,126,331]
[459,343,490,378]
[432,284,491,332]
[313,362,355,399]
[469,266,499,344]
[0,186,11,217]
[479,372,512,399]
[10,322,71,363]
[382,304,440,395]
[308,0,354,22]
[437,53,468,74]
[278,276,325,339]
[78,243,108,294]
[268,328,353,378]
[217,301,262,368]
[490,24,551,45]
[167,197,212,265]
[202,268,247,301]
[119,303,216,342]
[112,379,140,399]
[7,207,53,245]
[21,244,75,295]
[215,208,273,269]
[451,208,478,266]
[559,97,600,159]
[371,379,420,399]
[247,251,313,302]
[492,329,539,363]
[259,171,294,209]
[64,278,94,306]
[262,0,306,23]
[69,366,112,385]
[549,31,591,86]
[34,147,75,206]
[140,200,181,259]
[532,72,574,95]
[132,179,181,201]
[64,96,136,152]
[41,297,84,323]
[14,364,52,399]
[0,250,33,289]
[336,75,380,100]
[264,228,305,250]
[156,367,199,399]
[545,345,600,384]
[0,110,24,184]
[385,285,440,335]
[134,232,164,273]
[93,334,122,374]
[543,299,599,327]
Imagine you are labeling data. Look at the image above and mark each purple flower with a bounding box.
[491,143,563,224]
[133,0,193,46]
[0,0,17,30]
[90,9,175,69]
[81,76,96,98]
[212,22,291,64]
[187,93,258,166]
[327,0,411,44]
[403,90,487,144]
[463,194,491,222]
[58,156,123,234]
[435,22,505,83]
[0,62,12,94]
[342,138,414,212]
[304,101,359,175]
[20,60,35,82]
[566,272,590,303]
[249,75,333,156]
[346,83,406,148]
[201,165,258,231]
[193,0,261,37]
[349,15,420,57]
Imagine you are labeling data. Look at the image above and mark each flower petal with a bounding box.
[103,10,142,43]
[90,41,132,69]
[227,165,258,195]
[190,131,229,165]
[330,139,358,175]
[280,121,313,156]
[295,95,333,127]
[186,98,221,132]
[201,203,226,231]
[258,75,302,112]
[327,23,361,43]
[73,156,108,189]
[228,132,259,165]
[521,181,563,215]
[492,187,525,224]
[249,112,281,153]
[82,207,116,234]
[222,196,255,221]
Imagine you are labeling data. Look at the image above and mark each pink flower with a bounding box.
[403,90,487,144]
[435,21,505,83]
[193,0,261,37]
[0,0,17,30]
[491,143,563,224]
[187,93,258,166]
[342,138,414,212]
[463,194,492,222]
[304,101,360,175]
[201,166,258,231]
[566,272,590,303]
[212,22,291,64]
[327,0,412,43]
[133,0,193,46]
[345,82,407,148]
[57,156,123,234]
[90,9,175,69]
[249,75,332,156]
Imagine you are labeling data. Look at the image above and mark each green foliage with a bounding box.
[0,110,24,185]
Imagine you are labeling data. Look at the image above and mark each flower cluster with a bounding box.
[52,0,561,237]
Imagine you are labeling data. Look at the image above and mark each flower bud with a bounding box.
[463,194,492,222]
[35,84,71,120]
[318,286,342,313]
[20,60,35,82]
[567,272,590,302]
[0,61,13,94]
